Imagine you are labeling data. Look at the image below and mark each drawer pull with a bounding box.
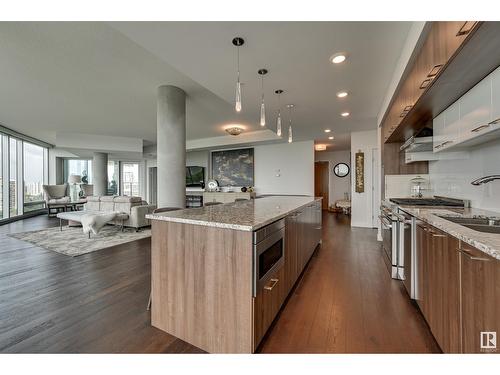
[460,249,490,262]
[264,278,279,291]
[456,21,478,36]
[431,233,446,238]
[471,124,490,133]
[420,78,432,90]
[427,64,443,78]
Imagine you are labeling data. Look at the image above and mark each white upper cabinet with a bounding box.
[459,77,491,142]
[433,111,445,153]
[490,66,500,125]
[442,101,461,151]
[433,64,500,151]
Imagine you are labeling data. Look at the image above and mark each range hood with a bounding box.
[400,135,434,152]
[401,127,469,163]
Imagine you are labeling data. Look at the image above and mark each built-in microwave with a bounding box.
[252,218,285,296]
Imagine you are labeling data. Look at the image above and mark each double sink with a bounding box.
[437,215,500,234]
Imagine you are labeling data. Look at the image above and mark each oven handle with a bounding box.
[379,215,392,228]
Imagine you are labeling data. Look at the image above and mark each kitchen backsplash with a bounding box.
[385,174,431,199]
[428,138,500,211]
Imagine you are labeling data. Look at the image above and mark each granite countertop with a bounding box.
[399,206,500,260]
[146,196,321,231]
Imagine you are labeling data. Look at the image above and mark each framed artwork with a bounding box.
[355,151,364,193]
[211,148,254,187]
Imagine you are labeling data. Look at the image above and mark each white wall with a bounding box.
[428,138,500,211]
[351,129,379,228]
[315,150,351,206]
[144,141,315,202]
[254,141,314,196]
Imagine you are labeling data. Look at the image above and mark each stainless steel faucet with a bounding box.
[471,175,500,185]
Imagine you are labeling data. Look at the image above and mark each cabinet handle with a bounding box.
[456,21,478,36]
[460,248,490,262]
[488,118,500,125]
[264,278,279,291]
[471,124,490,133]
[431,233,446,238]
[441,140,454,146]
[427,64,443,78]
[420,78,432,90]
[434,144,443,149]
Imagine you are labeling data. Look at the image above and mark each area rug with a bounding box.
[7,225,151,257]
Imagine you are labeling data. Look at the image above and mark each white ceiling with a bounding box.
[0,22,413,151]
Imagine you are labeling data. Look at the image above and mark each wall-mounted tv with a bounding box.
[186,166,205,187]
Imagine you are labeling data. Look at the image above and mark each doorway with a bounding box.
[314,161,329,210]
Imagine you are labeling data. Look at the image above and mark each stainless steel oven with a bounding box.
[253,218,285,296]
[380,205,399,279]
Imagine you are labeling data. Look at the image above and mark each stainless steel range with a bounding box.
[380,196,468,295]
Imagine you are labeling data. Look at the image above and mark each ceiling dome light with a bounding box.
[328,136,334,140]
[324,129,331,133]
[315,144,327,151]
[336,91,348,98]
[341,112,350,117]
[331,53,347,64]
[225,126,244,136]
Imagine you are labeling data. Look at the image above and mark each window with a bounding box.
[0,136,3,218]
[121,162,140,197]
[9,138,18,216]
[63,159,92,185]
[107,160,119,195]
[0,131,49,221]
[23,142,46,212]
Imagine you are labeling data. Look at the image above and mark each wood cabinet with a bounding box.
[460,243,500,353]
[284,213,299,292]
[415,219,498,353]
[382,21,480,145]
[253,266,286,347]
[254,200,322,349]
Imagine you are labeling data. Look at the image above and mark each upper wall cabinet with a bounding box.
[434,65,500,152]
[382,21,481,144]
[459,77,491,142]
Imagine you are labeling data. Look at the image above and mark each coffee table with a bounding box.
[56,211,129,238]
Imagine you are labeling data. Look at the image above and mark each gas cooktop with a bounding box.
[389,197,465,207]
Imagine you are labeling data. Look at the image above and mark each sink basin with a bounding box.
[437,215,500,233]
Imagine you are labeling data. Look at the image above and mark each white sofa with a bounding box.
[84,195,156,230]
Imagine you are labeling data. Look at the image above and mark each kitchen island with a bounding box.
[146,196,322,353]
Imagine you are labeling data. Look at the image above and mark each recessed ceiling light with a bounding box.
[336,91,348,98]
[324,129,331,133]
[328,136,334,140]
[331,53,347,64]
[341,112,350,117]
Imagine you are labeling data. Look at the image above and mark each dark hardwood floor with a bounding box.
[0,212,439,353]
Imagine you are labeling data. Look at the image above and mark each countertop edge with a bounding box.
[146,197,323,232]
[399,206,500,261]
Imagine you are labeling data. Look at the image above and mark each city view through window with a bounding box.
[1,133,48,220]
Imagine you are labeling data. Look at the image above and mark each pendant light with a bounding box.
[232,37,244,112]
[275,89,284,137]
[287,104,294,143]
[258,69,268,126]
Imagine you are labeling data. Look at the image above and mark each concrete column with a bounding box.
[93,152,108,196]
[157,85,186,208]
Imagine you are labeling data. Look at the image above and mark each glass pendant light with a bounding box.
[275,89,283,137]
[287,104,294,143]
[258,69,268,126]
[232,37,244,112]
